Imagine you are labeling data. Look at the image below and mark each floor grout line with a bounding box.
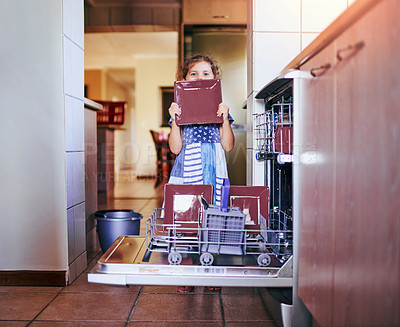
[219,289,226,327]
[25,286,65,326]
[124,286,143,326]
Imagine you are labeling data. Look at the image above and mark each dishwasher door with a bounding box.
[88,235,292,287]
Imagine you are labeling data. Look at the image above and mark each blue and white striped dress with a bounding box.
[168,117,233,206]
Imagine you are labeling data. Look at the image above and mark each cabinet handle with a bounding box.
[213,15,228,19]
[310,63,331,77]
[337,41,365,61]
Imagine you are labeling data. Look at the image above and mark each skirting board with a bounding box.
[0,271,67,286]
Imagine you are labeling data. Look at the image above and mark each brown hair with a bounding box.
[177,54,221,81]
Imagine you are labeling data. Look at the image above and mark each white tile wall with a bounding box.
[247,0,351,185]
[254,0,300,32]
[253,151,266,186]
[247,149,266,186]
[65,95,84,152]
[63,0,84,49]
[246,95,254,149]
[67,208,75,264]
[67,251,88,283]
[301,33,320,50]
[302,0,348,33]
[64,37,84,99]
[67,203,86,275]
[74,252,88,279]
[66,151,85,209]
[247,32,254,97]
[68,254,77,282]
[74,202,86,257]
[64,0,86,281]
[246,148,253,185]
[253,32,301,91]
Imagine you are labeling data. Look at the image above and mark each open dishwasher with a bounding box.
[88,181,293,288]
[88,71,304,289]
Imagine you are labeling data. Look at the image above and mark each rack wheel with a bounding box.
[257,253,271,267]
[200,253,214,266]
[168,252,182,265]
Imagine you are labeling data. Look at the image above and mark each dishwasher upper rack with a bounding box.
[254,96,293,161]
[145,207,293,267]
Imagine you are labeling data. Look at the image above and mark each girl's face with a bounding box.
[185,61,215,80]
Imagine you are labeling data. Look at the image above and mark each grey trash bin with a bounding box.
[95,209,143,253]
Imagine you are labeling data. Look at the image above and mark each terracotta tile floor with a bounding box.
[0,177,278,327]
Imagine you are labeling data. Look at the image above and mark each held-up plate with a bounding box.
[174,79,223,125]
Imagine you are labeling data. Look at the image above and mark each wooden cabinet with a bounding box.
[332,2,400,326]
[297,0,400,325]
[182,0,246,25]
[297,42,336,325]
[179,0,247,66]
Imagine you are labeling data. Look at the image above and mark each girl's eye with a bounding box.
[190,72,197,76]
[204,72,209,76]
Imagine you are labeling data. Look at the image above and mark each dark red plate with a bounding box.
[174,79,223,125]
[228,186,270,232]
[164,184,214,232]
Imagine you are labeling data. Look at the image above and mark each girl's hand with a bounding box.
[217,102,229,121]
[168,102,183,154]
[169,102,181,120]
[217,102,234,152]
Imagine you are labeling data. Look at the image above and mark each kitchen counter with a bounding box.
[84,97,103,111]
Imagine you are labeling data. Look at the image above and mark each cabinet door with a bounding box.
[298,0,400,326]
[333,0,400,325]
[297,42,336,326]
[182,0,246,24]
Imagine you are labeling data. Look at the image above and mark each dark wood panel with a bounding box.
[0,271,66,286]
[298,0,400,326]
[297,42,336,327]
[334,0,400,325]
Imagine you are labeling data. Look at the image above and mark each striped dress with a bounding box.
[168,117,233,206]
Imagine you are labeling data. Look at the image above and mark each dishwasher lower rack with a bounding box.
[146,207,293,268]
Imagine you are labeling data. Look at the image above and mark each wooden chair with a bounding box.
[150,130,175,187]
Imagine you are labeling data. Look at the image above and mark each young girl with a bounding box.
[168,54,234,206]
[167,54,235,293]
